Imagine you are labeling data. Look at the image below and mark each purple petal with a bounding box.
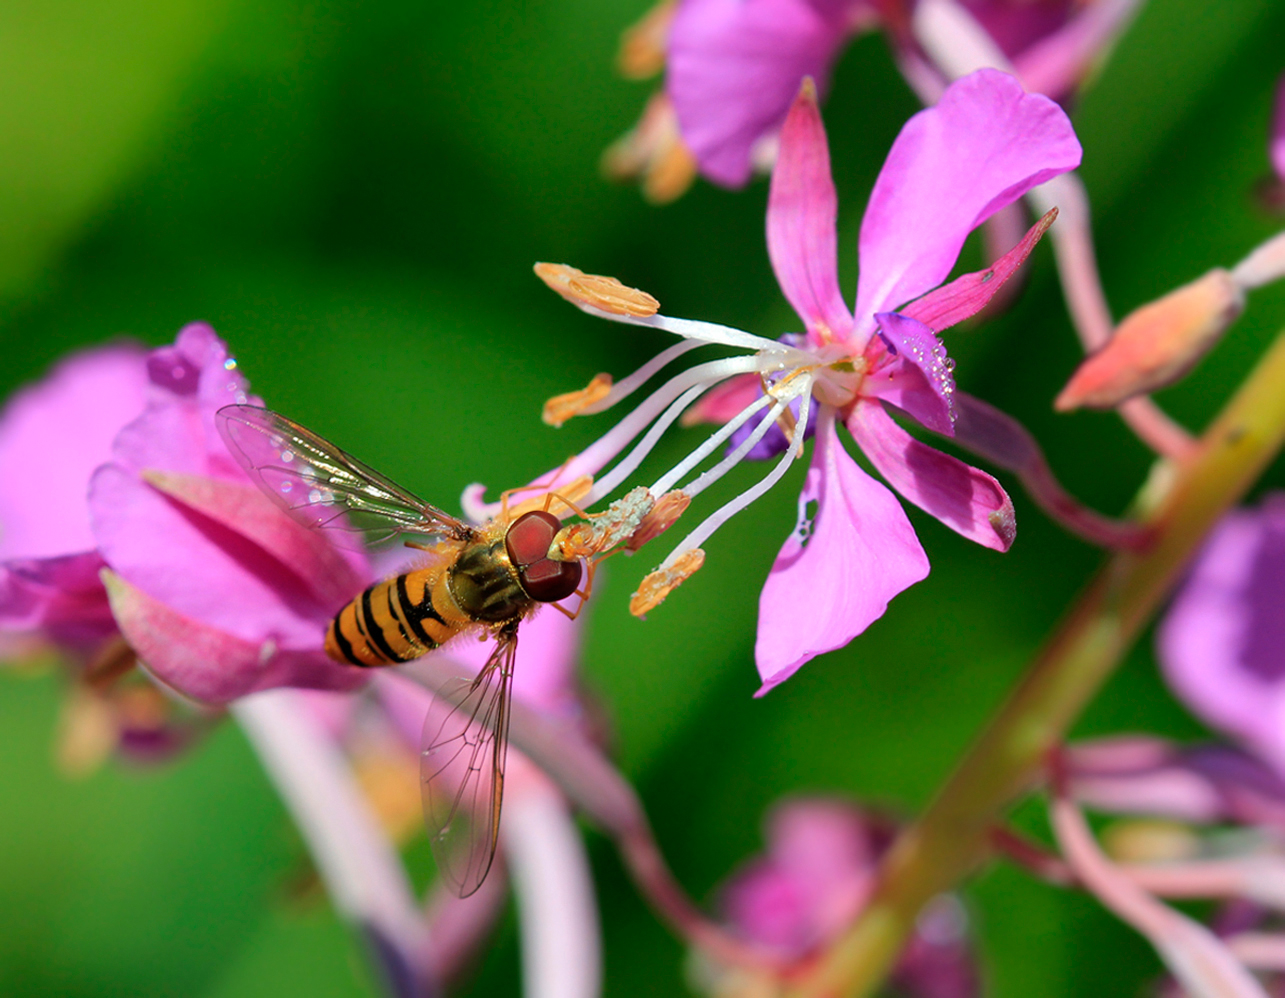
[848,400,1015,552]
[956,0,1073,64]
[667,0,860,187]
[728,391,820,460]
[0,551,117,650]
[0,344,148,559]
[866,312,956,436]
[89,464,341,648]
[1158,496,1285,772]
[899,209,1056,333]
[1273,73,1285,183]
[103,570,366,703]
[853,69,1081,341]
[767,81,856,345]
[755,417,929,693]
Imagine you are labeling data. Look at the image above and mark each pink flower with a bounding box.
[707,798,977,996]
[89,324,372,703]
[663,0,1135,187]
[1157,494,1285,776]
[0,324,372,707]
[542,69,1080,691]
[1272,73,1285,184]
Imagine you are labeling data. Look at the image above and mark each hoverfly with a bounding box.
[215,403,590,897]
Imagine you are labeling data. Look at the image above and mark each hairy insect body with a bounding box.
[325,527,536,668]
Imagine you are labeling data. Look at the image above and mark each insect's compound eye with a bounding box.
[506,510,583,603]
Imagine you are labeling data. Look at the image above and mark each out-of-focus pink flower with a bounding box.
[1157,494,1285,775]
[1271,74,1285,185]
[540,70,1080,691]
[701,798,977,997]
[1,325,372,711]
[643,0,1133,190]
[90,324,372,704]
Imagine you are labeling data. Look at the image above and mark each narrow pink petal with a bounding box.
[755,417,929,693]
[667,0,860,186]
[865,312,956,436]
[1158,498,1285,774]
[848,400,1015,551]
[140,470,369,610]
[103,570,366,703]
[0,344,148,559]
[853,69,1081,339]
[900,208,1057,332]
[1273,73,1285,183]
[767,81,855,345]
[89,464,337,647]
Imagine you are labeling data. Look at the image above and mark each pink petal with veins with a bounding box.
[103,570,365,703]
[681,372,763,426]
[767,81,855,345]
[89,464,340,647]
[900,209,1057,333]
[853,69,1081,343]
[0,344,148,560]
[866,312,956,436]
[849,401,1015,552]
[755,418,929,693]
[668,0,860,186]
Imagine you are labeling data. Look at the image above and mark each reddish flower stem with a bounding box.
[787,332,1285,997]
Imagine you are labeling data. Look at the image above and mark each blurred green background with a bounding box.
[2,0,1284,994]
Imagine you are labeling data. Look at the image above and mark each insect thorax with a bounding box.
[447,537,530,623]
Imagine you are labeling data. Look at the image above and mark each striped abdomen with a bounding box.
[326,568,465,667]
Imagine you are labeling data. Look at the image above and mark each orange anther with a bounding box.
[534,263,661,317]
[617,0,676,79]
[543,373,613,427]
[626,490,690,551]
[629,548,705,617]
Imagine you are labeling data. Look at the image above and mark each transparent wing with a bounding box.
[216,404,469,546]
[421,630,516,898]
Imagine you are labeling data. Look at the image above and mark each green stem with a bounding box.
[789,333,1285,998]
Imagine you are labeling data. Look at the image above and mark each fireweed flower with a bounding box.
[610,0,1137,194]
[542,70,1081,690]
[693,798,977,997]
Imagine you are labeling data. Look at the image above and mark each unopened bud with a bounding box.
[534,263,660,317]
[617,0,675,79]
[626,490,690,551]
[1055,269,1244,411]
[630,548,704,616]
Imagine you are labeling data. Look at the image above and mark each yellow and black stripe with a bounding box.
[325,568,464,667]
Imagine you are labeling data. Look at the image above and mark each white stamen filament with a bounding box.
[660,385,815,567]
[680,396,789,500]
[648,391,779,497]
[583,339,704,414]
[588,382,710,504]
[590,305,794,354]
[574,355,768,483]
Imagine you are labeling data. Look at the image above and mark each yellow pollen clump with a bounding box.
[543,373,614,427]
[549,486,655,561]
[534,263,661,317]
[630,548,705,617]
[626,490,690,551]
